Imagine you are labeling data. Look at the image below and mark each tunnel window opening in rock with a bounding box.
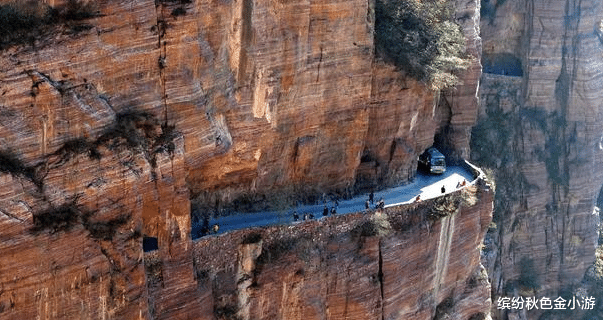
[482,53,523,77]
[360,149,375,163]
[143,236,159,252]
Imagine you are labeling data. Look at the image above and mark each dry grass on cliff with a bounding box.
[0,0,99,49]
[0,151,40,186]
[351,212,392,237]
[30,195,131,240]
[375,0,472,90]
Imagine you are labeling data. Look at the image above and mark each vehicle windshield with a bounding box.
[433,159,445,166]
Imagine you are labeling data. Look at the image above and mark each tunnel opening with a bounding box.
[143,236,159,252]
[482,53,523,77]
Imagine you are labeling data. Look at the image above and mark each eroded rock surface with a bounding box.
[474,0,603,318]
[0,0,485,318]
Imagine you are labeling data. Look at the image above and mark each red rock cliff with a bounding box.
[0,0,484,318]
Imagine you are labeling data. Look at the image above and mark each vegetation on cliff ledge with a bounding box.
[375,0,471,90]
[0,0,98,49]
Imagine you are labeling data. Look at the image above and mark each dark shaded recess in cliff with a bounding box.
[215,304,239,320]
[255,235,313,270]
[190,182,343,232]
[482,53,523,76]
[516,257,540,290]
[241,231,263,244]
[155,0,192,16]
[212,268,239,320]
[0,0,100,50]
[433,94,457,164]
[468,312,486,320]
[480,0,507,23]
[143,236,159,252]
[432,295,454,320]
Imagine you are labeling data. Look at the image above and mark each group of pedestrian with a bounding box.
[293,200,339,222]
[293,211,315,221]
[364,191,384,211]
[292,191,389,222]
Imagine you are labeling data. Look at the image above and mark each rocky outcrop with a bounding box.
[473,0,603,318]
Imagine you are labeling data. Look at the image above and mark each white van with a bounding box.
[418,147,446,174]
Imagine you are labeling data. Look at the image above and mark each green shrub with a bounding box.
[518,257,539,290]
[375,0,471,90]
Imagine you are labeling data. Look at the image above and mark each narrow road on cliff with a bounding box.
[192,166,475,238]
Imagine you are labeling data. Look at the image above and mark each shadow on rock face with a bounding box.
[482,53,523,77]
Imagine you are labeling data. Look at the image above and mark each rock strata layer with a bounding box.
[0,0,484,318]
[474,0,603,318]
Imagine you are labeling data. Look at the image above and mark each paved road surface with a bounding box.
[193,166,475,238]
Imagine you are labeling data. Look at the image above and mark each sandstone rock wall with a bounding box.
[0,0,480,201]
[0,0,483,318]
[473,0,603,318]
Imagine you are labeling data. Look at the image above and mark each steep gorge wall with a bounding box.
[0,0,483,318]
[473,0,603,318]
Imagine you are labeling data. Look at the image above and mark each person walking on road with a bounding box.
[323,206,329,216]
[441,185,446,194]
[293,211,299,221]
[369,191,374,204]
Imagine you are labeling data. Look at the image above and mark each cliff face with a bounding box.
[191,183,492,320]
[0,0,485,318]
[473,0,603,318]
[0,0,481,202]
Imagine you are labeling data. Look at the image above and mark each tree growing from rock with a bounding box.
[375,0,471,90]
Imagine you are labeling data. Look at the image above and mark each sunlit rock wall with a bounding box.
[0,0,483,318]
